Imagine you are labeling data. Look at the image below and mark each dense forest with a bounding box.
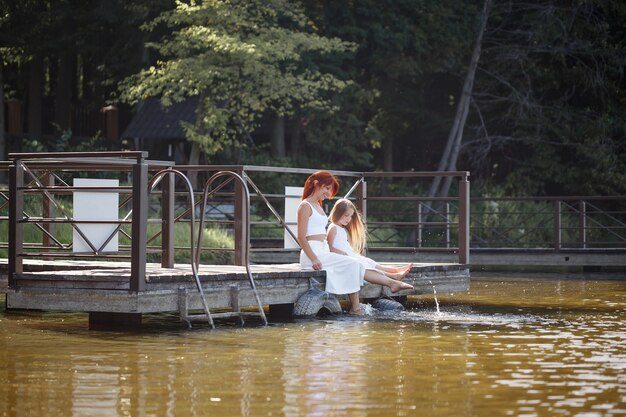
[1,0,624,196]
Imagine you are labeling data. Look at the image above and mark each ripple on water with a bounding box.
[0,277,624,417]
[378,306,551,329]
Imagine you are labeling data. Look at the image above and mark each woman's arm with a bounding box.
[327,224,348,255]
[297,203,322,270]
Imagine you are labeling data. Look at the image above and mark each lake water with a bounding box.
[1,274,624,417]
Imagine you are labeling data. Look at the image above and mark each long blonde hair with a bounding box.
[329,198,367,254]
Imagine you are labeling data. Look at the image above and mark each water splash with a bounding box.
[433,286,441,314]
[429,281,441,314]
[360,303,375,316]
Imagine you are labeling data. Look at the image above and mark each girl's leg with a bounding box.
[378,264,403,273]
[347,292,362,314]
[375,267,403,280]
[376,263,414,280]
[363,270,413,293]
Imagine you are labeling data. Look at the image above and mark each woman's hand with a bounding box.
[311,258,322,270]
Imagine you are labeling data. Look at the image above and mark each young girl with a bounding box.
[327,198,413,280]
[297,171,413,315]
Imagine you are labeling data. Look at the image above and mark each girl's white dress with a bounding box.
[330,224,378,269]
[299,202,364,294]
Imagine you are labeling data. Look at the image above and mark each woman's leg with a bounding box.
[363,269,413,293]
[347,292,362,314]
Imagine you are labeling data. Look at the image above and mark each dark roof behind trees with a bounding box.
[121,97,198,141]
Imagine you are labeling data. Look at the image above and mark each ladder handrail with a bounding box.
[149,168,215,328]
[197,171,268,326]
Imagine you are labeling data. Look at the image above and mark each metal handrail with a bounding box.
[197,171,268,326]
[149,168,214,328]
[469,197,626,249]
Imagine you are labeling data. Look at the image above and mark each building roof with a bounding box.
[121,97,198,141]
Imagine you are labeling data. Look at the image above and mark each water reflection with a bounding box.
[0,275,624,417]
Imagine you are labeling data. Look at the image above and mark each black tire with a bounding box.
[293,288,342,317]
[372,297,405,312]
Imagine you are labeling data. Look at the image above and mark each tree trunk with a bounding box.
[0,60,5,174]
[382,139,394,194]
[27,55,43,137]
[187,141,201,190]
[428,0,491,199]
[383,139,394,172]
[439,92,473,197]
[289,116,302,158]
[270,114,286,157]
[54,53,73,131]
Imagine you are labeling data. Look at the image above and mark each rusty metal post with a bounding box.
[130,157,148,291]
[8,160,24,287]
[356,178,367,220]
[445,202,451,249]
[458,175,470,264]
[554,200,562,251]
[578,200,587,249]
[417,202,422,248]
[161,169,175,268]
[233,168,245,266]
[42,171,54,256]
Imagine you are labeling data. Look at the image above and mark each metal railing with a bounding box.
[3,154,625,278]
[1,156,472,294]
[176,166,471,264]
[6,151,169,291]
[470,196,626,250]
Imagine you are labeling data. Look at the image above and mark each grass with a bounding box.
[0,219,235,265]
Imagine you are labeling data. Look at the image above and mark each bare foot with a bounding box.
[390,264,414,280]
[348,308,364,316]
[391,281,413,294]
[390,271,406,281]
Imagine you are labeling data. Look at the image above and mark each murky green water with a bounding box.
[1,274,625,417]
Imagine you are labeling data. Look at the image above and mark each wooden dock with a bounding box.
[2,153,472,328]
[2,260,469,326]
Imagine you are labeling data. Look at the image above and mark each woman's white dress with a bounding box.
[299,203,365,294]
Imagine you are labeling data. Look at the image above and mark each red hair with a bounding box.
[301,170,339,203]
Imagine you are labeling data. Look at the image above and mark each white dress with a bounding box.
[330,224,377,269]
[299,202,365,294]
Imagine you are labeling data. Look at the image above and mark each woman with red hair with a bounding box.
[297,171,413,315]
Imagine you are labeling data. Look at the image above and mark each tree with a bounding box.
[118,0,355,161]
[429,0,492,199]
[463,0,626,195]
[0,57,4,164]
[303,0,480,172]
[0,0,172,139]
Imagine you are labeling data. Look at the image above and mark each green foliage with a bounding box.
[470,198,554,248]
[465,0,626,195]
[3,0,624,197]
[295,85,375,170]
[303,0,480,171]
[0,216,234,264]
[19,125,122,159]
[0,0,173,109]
[118,0,355,156]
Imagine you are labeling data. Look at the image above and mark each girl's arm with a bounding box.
[297,203,322,270]
[327,224,348,255]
